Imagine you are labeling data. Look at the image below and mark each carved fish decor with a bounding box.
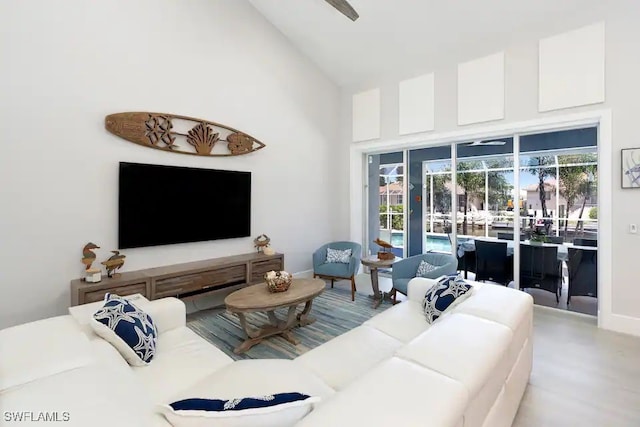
[105,112,266,157]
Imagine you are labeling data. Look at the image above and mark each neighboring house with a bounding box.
[381,180,486,212]
[379,181,404,206]
[524,179,597,219]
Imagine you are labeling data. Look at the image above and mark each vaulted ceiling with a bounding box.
[249,0,608,87]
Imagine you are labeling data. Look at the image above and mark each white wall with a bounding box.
[0,0,340,328]
[338,3,640,327]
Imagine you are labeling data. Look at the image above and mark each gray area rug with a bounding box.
[186,285,392,360]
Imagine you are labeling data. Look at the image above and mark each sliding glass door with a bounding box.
[367,152,406,258]
[519,129,598,243]
[364,127,598,315]
[406,146,453,254]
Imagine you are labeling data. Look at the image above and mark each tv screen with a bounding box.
[118,162,251,249]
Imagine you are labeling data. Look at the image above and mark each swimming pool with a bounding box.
[388,231,453,253]
[425,235,452,252]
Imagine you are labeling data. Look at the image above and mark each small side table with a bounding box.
[360,255,396,309]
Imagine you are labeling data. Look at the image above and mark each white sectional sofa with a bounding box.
[0,278,533,427]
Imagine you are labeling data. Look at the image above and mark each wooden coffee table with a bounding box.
[224,278,325,354]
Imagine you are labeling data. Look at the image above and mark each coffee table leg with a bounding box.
[267,310,282,327]
[237,312,259,339]
[281,306,300,345]
[297,300,316,327]
[233,307,301,354]
[234,312,268,354]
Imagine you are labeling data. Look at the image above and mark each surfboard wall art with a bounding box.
[105,112,266,157]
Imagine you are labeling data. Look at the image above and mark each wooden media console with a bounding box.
[70,252,284,306]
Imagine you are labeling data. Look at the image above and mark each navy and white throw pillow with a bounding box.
[415,260,438,277]
[159,392,321,427]
[325,247,352,264]
[90,293,157,366]
[422,275,473,324]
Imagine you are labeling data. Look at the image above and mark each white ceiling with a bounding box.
[248,0,608,88]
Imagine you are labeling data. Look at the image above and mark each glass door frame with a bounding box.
[421,156,455,254]
[364,152,408,259]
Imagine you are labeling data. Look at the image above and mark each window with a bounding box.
[378,163,405,246]
[520,148,597,242]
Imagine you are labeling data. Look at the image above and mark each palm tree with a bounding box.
[574,164,597,236]
[457,162,484,235]
[527,156,555,220]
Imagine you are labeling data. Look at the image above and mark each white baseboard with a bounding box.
[293,269,314,278]
[600,312,640,337]
[533,304,596,320]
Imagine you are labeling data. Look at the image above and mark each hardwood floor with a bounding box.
[513,306,640,426]
[468,271,598,316]
[517,279,597,317]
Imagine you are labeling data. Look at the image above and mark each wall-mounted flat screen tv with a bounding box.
[118,162,251,249]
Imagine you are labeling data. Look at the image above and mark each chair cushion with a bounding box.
[168,359,334,402]
[132,327,233,402]
[294,325,402,390]
[396,313,512,398]
[0,315,94,391]
[314,262,350,278]
[90,293,158,366]
[295,357,468,427]
[325,247,352,263]
[422,275,473,323]
[0,364,167,427]
[363,300,431,343]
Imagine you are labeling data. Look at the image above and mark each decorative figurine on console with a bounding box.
[253,234,271,252]
[101,250,126,278]
[82,242,102,283]
[374,238,395,261]
[82,242,100,270]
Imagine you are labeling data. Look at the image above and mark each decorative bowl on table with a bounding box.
[264,270,292,293]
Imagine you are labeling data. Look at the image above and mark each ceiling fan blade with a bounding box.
[468,140,507,146]
[324,0,359,21]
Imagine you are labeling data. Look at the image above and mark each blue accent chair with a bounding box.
[391,252,458,304]
[313,241,362,301]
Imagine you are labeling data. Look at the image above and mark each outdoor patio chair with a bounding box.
[573,238,597,247]
[519,244,562,302]
[567,248,597,305]
[475,240,513,285]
